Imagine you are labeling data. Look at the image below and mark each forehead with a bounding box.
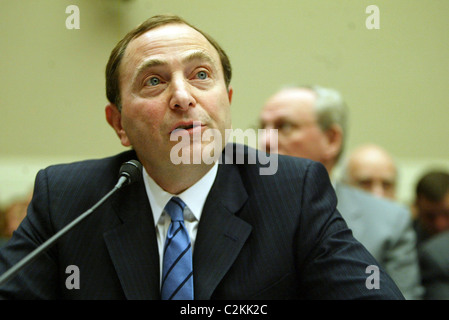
[261,89,317,121]
[419,192,449,205]
[121,23,221,73]
[351,150,396,174]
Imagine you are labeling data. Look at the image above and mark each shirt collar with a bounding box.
[143,162,219,226]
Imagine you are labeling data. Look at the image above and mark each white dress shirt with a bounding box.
[142,162,218,284]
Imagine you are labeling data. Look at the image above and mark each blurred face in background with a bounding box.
[259,88,342,174]
[416,191,449,237]
[259,88,329,162]
[345,145,397,200]
[3,200,28,238]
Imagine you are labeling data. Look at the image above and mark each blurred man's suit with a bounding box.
[0,145,404,299]
[334,183,424,299]
[418,230,449,299]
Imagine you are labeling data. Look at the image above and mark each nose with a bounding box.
[259,126,278,153]
[371,182,386,198]
[169,76,196,111]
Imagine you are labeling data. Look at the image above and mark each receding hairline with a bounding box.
[117,22,227,94]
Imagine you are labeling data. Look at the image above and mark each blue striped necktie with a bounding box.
[161,197,194,300]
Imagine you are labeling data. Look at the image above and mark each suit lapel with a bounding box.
[193,163,252,300]
[101,148,252,300]
[103,179,160,300]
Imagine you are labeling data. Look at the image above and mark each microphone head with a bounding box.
[119,160,143,186]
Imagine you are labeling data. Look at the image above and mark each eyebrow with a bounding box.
[133,50,217,82]
[182,50,216,66]
[135,58,166,76]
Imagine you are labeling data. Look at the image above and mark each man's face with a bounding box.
[346,147,397,199]
[349,168,396,200]
[416,191,449,236]
[112,23,232,173]
[259,88,328,162]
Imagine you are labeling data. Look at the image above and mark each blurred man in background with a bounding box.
[342,144,397,200]
[259,85,423,299]
[0,193,30,246]
[413,170,449,245]
[412,170,449,299]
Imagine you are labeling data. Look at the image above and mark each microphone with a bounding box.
[0,159,143,286]
[117,159,143,188]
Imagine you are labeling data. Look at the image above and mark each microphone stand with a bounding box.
[0,176,129,287]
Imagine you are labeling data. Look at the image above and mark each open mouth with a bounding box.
[171,121,204,134]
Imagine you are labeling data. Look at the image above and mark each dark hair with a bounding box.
[416,170,449,202]
[105,14,232,110]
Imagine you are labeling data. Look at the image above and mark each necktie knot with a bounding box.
[165,197,186,222]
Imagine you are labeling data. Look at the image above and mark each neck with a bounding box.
[144,162,215,195]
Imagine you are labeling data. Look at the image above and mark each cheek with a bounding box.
[286,131,325,157]
[276,135,304,156]
[206,92,232,128]
[121,103,165,142]
[221,106,232,129]
[288,133,313,150]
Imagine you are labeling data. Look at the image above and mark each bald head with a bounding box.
[344,144,397,200]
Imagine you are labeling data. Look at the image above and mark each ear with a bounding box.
[227,85,233,104]
[323,124,343,162]
[105,104,131,147]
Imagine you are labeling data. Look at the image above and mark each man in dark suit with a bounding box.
[0,14,404,300]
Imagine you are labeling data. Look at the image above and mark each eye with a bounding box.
[278,122,294,133]
[196,71,208,80]
[146,76,160,86]
[382,181,394,190]
[358,180,373,189]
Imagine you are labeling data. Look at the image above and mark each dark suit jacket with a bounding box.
[335,183,423,299]
[418,231,449,300]
[0,145,404,299]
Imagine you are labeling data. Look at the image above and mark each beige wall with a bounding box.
[1,0,448,206]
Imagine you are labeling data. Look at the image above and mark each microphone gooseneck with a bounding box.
[0,160,143,287]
